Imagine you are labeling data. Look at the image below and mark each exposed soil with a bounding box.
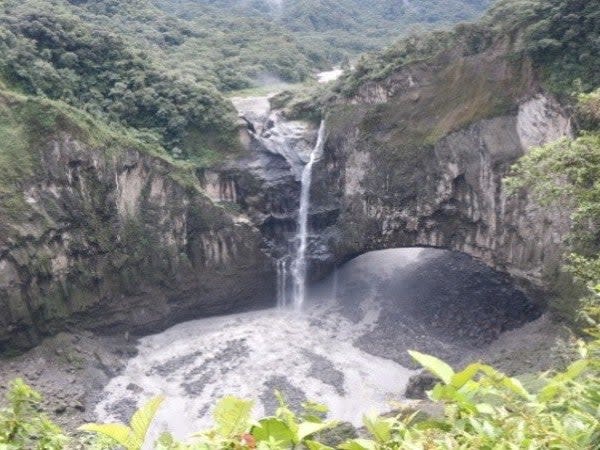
[0,330,136,431]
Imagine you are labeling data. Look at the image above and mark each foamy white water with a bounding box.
[95,300,414,444]
[317,69,344,83]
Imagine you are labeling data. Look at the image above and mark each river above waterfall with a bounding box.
[94,248,540,442]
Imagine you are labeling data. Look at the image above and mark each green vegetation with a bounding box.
[335,0,599,97]
[154,0,491,70]
[2,338,598,449]
[0,379,67,449]
[0,0,503,164]
[0,0,239,159]
[507,89,600,332]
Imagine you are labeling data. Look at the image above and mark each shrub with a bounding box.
[0,379,68,449]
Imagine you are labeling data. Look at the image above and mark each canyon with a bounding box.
[0,38,576,353]
[0,27,583,437]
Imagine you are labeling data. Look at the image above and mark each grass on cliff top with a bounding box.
[0,89,205,220]
[335,53,530,162]
[0,95,36,219]
[323,50,533,200]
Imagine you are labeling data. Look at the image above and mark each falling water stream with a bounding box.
[289,121,326,309]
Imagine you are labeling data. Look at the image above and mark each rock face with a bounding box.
[0,39,577,351]
[0,96,273,352]
[308,46,573,299]
[212,96,320,259]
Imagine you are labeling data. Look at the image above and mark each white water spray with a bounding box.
[276,257,289,308]
[289,121,326,309]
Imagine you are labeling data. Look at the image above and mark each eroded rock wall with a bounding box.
[310,51,573,298]
[0,133,273,352]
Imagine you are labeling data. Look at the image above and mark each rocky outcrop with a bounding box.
[209,96,321,259]
[0,39,577,352]
[308,47,573,300]
[0,96,273,352]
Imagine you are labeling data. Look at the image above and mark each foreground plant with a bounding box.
[77,337,599,449]
[81,392,337,450]
[78,396,164,450]
[0,378,68,450]
[342,344,600,449]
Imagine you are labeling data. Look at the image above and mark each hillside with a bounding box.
[334,0,599,96]
[152,0,492,79]
[0,0,242,160]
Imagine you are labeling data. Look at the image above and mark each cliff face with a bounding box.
[0,94,273,352]
[0,35,578,351]
[309,43,573,298]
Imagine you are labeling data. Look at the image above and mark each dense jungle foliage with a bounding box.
[336,0,600,96]
[0,0,491,161]
[507,89,600,331]
[153,0,492,68]
[0,0,239,159]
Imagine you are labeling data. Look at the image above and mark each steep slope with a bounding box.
[0,0,239,158]
[0,91,273,353]
[66,0,318,90]
[300,0,598,301]
[154,0,492,64]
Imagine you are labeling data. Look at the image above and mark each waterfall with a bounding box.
[289,120,326,310]
[331,267,339,303]
[276,257,289,308]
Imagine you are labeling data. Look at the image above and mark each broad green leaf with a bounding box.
[78,423,134,448]
[475,403,495,415]
[213,396,254,438]
[500,376,531,400]
[303,400,329,421]
[478,365,531,399]
[274,392,299,438]
[363,414,393,442]
[450,364,482,389]
[251,418,294,446]
[339,439,377,450]
[563,359,589,380]
[297,421,335,441]
[305,440,335,450]
[303,401,329,414]
[409,350,455,384]
[538,360,588,401]
[130,396,164,445]
[537,383,561,402]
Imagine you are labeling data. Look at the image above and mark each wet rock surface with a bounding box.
[0,331,134,431]
[309,56,572,303]
[260,376,307,415]
[0,132,275,354]
[303,350,346,395]
[347,250,541,367]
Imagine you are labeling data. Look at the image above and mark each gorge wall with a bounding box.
[308,43,573,300]
[0,36,578,352]
[0,93,273,352]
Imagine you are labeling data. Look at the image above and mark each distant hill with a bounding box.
[153,0,493,77]
[0,0,495,160]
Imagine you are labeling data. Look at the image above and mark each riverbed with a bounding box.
[93,248,540,442]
